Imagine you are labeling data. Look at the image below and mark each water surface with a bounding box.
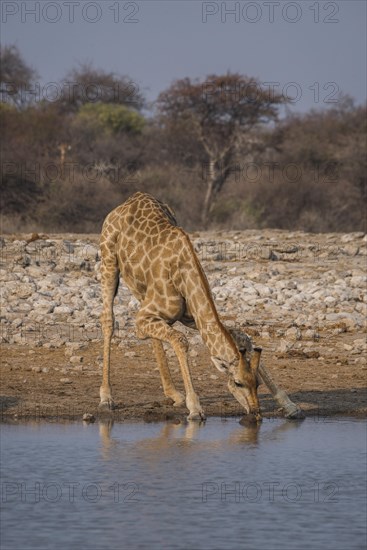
[1,418,366,550]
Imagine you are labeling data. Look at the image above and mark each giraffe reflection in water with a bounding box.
[98,418,304,462]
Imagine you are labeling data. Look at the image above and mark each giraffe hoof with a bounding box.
[285,407,305,420]
[99,399,115,411]
[187,411,206,422]
[173,394,185,407]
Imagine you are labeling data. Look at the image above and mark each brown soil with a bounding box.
[1,332,366,423]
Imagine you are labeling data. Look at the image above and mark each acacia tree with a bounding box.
[57,64,145,113]
[157,73,286,224]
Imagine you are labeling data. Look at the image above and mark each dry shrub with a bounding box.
[132,164,205,231]
[40,174,125,232]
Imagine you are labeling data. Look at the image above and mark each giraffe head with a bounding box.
[228,348,262,421]
[212,345,262,421]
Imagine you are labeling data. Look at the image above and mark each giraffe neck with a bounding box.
[177,232,238,363]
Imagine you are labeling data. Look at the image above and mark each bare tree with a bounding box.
[157,73,286,224]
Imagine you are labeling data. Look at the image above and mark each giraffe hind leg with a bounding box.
[137,314,205,421]
[152,339,185,406]
[99,244,119,409]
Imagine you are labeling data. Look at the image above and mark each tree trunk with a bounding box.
[201,159,216,226]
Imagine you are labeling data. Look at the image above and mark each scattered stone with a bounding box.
[277,340,292,354]
[353,339,367,350]
[70,355,83,364]
[304,329,318,340]
[324,296,337,307]
[65,343,85,356]
[60,378,72,384]
[2,233,366,369]
[16,283,36,299]
[285,327,301,341]
[54,306,73,315]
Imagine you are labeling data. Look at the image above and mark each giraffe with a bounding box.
[99,192,304,421]
[57,142,71,170]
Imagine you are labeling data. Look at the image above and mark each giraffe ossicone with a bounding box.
[99,192,304,421]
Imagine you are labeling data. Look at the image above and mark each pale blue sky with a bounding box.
[2,0,366,112]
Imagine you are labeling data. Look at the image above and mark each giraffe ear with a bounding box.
[250,347,262,373]
[211,357,228,373]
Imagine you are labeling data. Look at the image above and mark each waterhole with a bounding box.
[1,417,366,550]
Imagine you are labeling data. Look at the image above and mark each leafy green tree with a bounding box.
[75,103,145,136]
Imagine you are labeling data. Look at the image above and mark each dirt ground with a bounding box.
[1,331,366,424]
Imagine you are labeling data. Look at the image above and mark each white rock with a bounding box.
[324,296,337,306]
[32,366,42,373]
[304,329,317,341]
[353,339,367,351]
[277,339,292,353]
[285,327,301,340]
[54,306,74,314]
[349,276,366,288]
[70,355,83,364]
[14,283,36,299]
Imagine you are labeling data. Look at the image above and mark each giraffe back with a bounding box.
[101,192,183,302]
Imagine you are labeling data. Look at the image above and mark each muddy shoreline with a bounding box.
[1,339,366,423]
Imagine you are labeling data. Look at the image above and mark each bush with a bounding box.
[75,103,145,136]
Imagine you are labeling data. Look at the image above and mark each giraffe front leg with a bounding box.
[258,362,305,419]
[99,254,119,410]
[99,312,115,409]
[151,339,185,406]
[137,315,205,421]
